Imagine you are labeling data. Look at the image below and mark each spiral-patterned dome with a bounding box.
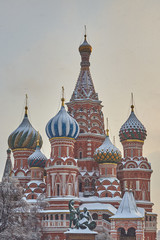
[119,106,147,142]
[28,144,47,168]
[8,109,42,150]
[94,131,121,164]
[79,35,92,53]
[46,104,79,140]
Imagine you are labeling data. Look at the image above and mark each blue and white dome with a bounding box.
[46,105,79,140]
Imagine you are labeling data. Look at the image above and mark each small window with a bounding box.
[58,147,61,157]
[92,213,98,220]
[56,161,61,165]
[67,147,69,156]
[67,161,72,165]
[66,214,70,220]
[57,184,60,196]
[21,159,23,168]
[79,182,82,192]
[55,214,58,220]
[61,214,63,220]
[50,214,53,220]
[85,179,89,187]
[79,151,83,159]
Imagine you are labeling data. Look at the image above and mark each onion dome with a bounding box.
[28,140,47,168]
[8,96,42,150]
[45,87,79,140]
[119,104,147,142]
[94,129,121,164]
[79,34,92,53]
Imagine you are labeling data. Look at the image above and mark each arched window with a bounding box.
[92,213,98,220]
[79,181,82,192]
[79,151,83,159]
[57,184,60,196]
[58,147,61,157]
[80,129,85,133]
[68,184,72,195]
[91,179,96,191]
[67,161,72,165]
[84,179,89,187]
[67,147,69,156]
[61,214,63,220]
[102,214,110,222]
[127,227,136,237]
[55,214,59,220]
[56,161,61,165]
[50,214,53,220]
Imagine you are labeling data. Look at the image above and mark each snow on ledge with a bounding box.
[64,227,97,235]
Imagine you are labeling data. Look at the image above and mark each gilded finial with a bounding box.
[61,86,65,107]
[106,118,109,136]
[37,131,40,147]
[131,92,134,112]
[84,25,87,41]
[25,94,28,116]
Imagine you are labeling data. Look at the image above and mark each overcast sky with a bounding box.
[0,0,160,228]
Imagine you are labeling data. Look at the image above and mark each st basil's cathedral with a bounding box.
[4,33,157,240]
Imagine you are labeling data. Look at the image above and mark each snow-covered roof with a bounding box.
[27,180,45,186]
[95,136,121,154]
[79,203,117,215]
[80,195,121,203]
[111,190,143,219]
[98,177,119,184]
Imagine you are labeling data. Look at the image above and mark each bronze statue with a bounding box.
[68,199,96,230]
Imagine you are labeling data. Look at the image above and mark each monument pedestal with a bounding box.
[64,228,97,240]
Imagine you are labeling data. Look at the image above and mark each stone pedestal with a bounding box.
[64,228,97,240]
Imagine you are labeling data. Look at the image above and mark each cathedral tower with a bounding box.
[117,100,153,211]
[45,89,80,210]
[66,33,105,195]
[8,96,42,186]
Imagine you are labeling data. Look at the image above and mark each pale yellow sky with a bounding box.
[0,0,160,229]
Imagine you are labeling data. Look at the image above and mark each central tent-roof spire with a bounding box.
[70,28,99,102]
